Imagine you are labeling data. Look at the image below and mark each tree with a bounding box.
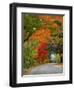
[23,40,38,69]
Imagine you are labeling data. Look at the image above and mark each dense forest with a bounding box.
[22,14,63,71]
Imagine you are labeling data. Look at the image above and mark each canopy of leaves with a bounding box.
[23,14,44,41]
[23,14,63,69]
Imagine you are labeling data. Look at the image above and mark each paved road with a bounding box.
[29,63,63,74]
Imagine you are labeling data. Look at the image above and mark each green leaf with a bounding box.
[23,14,44,41]
[54,20,62,26]
[31,50,37,56]
[23,40,38,69]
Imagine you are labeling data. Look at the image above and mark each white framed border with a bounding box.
[16,7,70,84]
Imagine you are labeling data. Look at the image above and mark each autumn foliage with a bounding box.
[23,14,63,69]
[37,42,48,63]
[29,28,51,44]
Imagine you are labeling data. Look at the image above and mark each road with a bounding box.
[28,63,63,75]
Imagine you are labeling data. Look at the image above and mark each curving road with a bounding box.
[29,63,63,75]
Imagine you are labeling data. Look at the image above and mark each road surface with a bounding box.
[28,63,63,75]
